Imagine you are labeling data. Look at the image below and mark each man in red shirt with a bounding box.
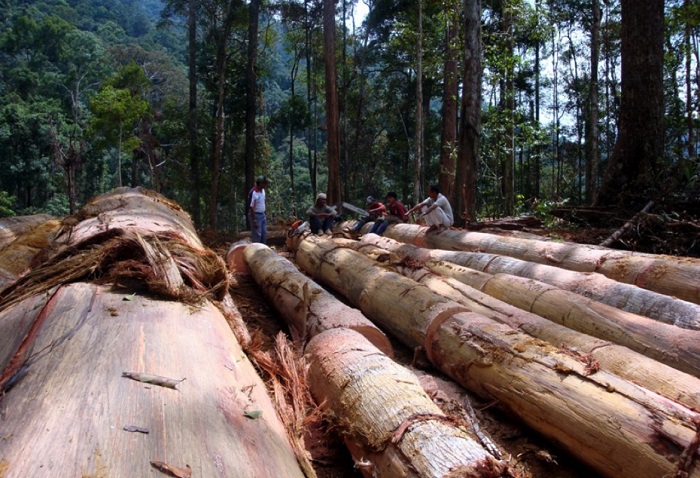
[370,191,406,235]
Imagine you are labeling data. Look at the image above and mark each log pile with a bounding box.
[286,232,700,478]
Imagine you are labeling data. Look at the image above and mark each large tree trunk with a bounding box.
[359,233,700,378]
[595,0,664,206]
[413,0,424,203]
[323,0,341,205]
[438,14,458,205]
[382,223,700,306]
[0,188,303,477]
[188,0,201,227]
[291,234,700,478]
[585,0,601,203]
[456,0,482,224]
[244,0,260,230]
[241,243,391,354]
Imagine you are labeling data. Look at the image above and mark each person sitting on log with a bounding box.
[306,193,336,235]
[406,184,454,232]
[369,191,407,236]
[352,196,387,233]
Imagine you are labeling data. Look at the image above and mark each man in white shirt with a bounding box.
[406,184,454,232]
[248,176,268,244]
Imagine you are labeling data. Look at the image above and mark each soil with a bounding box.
[205,212,699,478]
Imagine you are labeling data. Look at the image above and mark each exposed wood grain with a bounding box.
[0,283,304,478]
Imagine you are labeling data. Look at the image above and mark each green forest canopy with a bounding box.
[0,0,697,231]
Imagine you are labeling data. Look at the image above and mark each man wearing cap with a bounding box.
[249,176,268,244]
[306,193,335,235]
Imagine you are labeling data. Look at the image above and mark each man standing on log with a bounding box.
[407,184,454,232]
[249,176,268,244]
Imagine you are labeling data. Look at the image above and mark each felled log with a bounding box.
[241,242,392,354]
[382,222,700,305]
[358,234,700,377]
[306,328,508,477]
[361,233,700,329]
[293,234,700,478]
[0,188,302,477]
[0,216,60,291]
[0,214,54,248]
[341,239,700,408]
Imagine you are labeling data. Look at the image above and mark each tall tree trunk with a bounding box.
[323,0,341,205]
[456,0,482,225]
[439,11,458,205]
[244,0,260,229]
[208,1,236,231]
[594,0,664,206]
[502,4,514,216]
[304,0,317,198]
[188,0,200,227]
[685,0,696,161]
[414,0,424,203]
[585,0,601,204]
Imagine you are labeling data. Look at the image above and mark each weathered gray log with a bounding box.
[360,233,700,329]
[358,234,700,377]
[382,222,700,305]
[292,234,700,478]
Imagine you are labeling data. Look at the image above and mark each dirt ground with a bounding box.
[206,211,700,477]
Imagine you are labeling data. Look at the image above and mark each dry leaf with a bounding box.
[150,461,192,477]
[122,372,185,390]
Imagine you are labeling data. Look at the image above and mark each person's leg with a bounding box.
[309,216,322,234]
[375,220,389,235]
[322,216,334,233]
[353,217,368,232]
[259,213,268,244]
[423,208,450,230]
[249,212,261,242]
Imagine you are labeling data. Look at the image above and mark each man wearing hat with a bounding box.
[249,176,268,244]
[352,196,387,232]
[306,193,335,235]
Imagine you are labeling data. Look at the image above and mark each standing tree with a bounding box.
[439,1,460,205]
[594,0,664,206]
[244,0,261,226]
[323,0,341,205]
[585,0,601,203]
[189,0,201,227]
[456,0,482,224]
[414,0,424,203]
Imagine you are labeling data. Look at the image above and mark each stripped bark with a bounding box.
[382,222,700,305]
[0,218,61,291]
[358,234,700,377]
[292,234,700,478]
[0,214,54,248]
[361,233,700,329]
[241,242,391,354]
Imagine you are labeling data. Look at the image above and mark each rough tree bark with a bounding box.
[359,233,700,378]
[291,234,700,478]
[382,223,700,306]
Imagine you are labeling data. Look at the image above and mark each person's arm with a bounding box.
[407,200,427,215]
[250,194,258,227]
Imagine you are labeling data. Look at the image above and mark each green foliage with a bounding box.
[0,190,16,217]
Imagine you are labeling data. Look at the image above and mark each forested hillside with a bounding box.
[1,0,698,236]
